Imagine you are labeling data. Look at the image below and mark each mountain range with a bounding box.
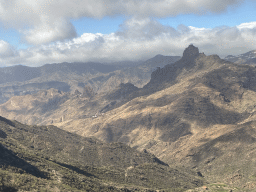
[1,45,256,191]
[224,49,256,65]
[0,55,181,104]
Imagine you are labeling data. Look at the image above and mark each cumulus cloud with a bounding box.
[1,18,256,67]
[0,40,18,58]
[237,21,256,29]
[0,0,248,45]
[116,17,179,40]
[0,0,245,21]
[22,18,77,45]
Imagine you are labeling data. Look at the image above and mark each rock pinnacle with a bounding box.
[183,44,199,58]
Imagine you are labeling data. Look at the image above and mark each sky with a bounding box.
[0,0,256,67]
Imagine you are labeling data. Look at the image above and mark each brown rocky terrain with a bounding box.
[2,45,256,190]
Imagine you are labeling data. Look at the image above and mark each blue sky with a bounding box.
[0,0,256,67]
[72,0,256,35]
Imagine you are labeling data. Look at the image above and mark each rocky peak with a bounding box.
[182,44,199,58]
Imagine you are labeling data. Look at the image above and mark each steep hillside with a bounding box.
[0,116,204,191]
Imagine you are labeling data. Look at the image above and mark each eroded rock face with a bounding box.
[183,44,199,58]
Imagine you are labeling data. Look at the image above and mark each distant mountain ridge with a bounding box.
[0,62,117,83]
[0,55,181,104]
[224,50,256,65]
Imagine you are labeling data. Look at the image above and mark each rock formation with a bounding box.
[182,44,199,58]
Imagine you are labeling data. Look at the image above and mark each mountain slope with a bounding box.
[0,115,204,191]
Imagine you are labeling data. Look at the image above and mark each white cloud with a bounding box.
[237,21,256,29]
[0,0,249,45]
[0,40,17,58]
[0,0,244,21]
[0,18,256,67]
[116,17,179,41]
[22,18,77,45]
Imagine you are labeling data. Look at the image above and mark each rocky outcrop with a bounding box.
[183,44,199,58]
[145,44,224,91]
[146,44,201,89]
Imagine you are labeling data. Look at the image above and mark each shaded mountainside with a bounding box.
[143,45,225,92]
[0,55,180,104]
[0,116,204,191]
